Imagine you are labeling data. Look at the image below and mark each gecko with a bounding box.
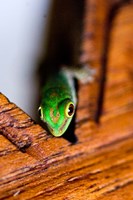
[38,65,95,137]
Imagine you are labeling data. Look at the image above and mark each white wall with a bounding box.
[0,0,51,119]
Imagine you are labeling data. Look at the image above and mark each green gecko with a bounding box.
[38,65,95,137]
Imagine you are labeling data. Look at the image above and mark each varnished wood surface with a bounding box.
[0,0,133,199]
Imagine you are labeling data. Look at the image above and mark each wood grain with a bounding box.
[0,0,133,199]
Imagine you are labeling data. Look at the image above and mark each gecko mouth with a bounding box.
[47,125,54,135]
[47,119,68,137]
[59,119,68,133]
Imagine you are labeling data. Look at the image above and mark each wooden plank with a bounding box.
[0,0,133,199]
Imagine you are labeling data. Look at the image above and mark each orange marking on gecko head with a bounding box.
[50,92,58,98]
[50,108,60,123]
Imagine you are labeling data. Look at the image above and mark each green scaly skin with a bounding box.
[39,65,95,137]
[39,68,76,137]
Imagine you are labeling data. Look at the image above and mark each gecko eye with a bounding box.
[65,102,75,118]
[38,106,43,118]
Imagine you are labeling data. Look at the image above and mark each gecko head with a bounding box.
[38,99,75,137]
